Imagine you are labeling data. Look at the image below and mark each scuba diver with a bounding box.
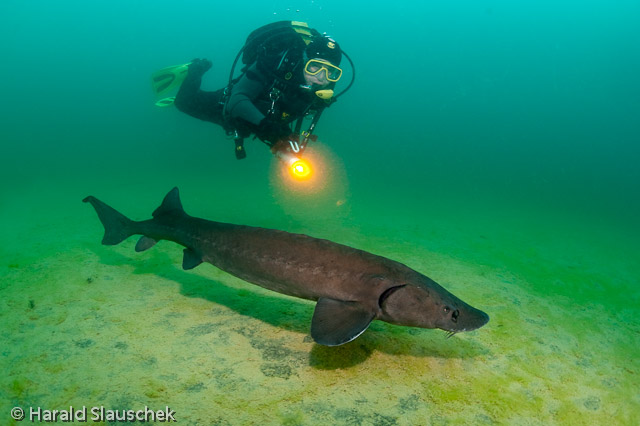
[152,21,354,167]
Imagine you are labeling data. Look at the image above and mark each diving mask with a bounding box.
[304,59,342,83]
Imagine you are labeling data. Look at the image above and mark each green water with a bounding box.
[1,1,639,424]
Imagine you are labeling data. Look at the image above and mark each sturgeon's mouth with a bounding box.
[442,309,490,337]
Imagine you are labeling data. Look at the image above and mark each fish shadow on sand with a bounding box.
[92,246,489,369]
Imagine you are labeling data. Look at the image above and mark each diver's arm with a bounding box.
[174,59,222,122]
[226,67,267,125]
[227,66,291,143]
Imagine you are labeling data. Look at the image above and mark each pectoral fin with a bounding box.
[311,298,375,346]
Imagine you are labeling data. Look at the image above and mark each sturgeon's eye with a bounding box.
[443,306,450,313]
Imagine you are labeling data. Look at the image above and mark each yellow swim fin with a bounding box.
[151,63,191,95]
[154,97,176,107]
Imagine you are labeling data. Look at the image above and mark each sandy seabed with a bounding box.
[1,174,638,426]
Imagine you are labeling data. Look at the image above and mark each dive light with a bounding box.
[275,141,312,180]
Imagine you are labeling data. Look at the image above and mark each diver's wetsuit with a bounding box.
[174,64,316,143]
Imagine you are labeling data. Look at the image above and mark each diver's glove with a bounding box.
[256,118,291,144]
[270,139,290,155]
[188,58,212,77]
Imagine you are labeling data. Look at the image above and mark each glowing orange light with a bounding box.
[290,159,312,180]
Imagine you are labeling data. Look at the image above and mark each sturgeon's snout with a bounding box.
[455,306,490,332]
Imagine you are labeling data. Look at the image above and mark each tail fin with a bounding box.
[83,196,136,245]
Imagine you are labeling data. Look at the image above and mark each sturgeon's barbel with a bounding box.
[83,188,489,346]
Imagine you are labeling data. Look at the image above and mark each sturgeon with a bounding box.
[83,188,489,346]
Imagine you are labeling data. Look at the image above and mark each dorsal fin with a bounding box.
[153,187,186,219]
